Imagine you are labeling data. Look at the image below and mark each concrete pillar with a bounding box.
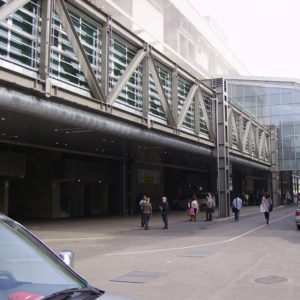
[0,179,9,215]
[213,79,230,217]
[269,125,280,206]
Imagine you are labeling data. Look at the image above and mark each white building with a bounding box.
[93,0,249,79]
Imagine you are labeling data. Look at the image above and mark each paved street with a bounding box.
[25,205,299,300]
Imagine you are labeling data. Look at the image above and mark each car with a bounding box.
[0,213,135,300]
[295,205,300,230]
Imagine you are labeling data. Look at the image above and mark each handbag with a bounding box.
[269,200,273,212]
[232,198,238,213]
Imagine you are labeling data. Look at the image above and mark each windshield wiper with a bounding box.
[43,286,104,300]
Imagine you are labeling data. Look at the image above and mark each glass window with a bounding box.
[244,96,255,108]
[282,137,294,148]
[295,121,300,136]
[293,90,300,103]
[294,137,300,148]
[282,126,294,137]
[281,104,293,115]
[284,160,295,170]
[177,78,194,129]
[0,0,40,69]
[157,65,172,106]
[244,85,255,97]
[230,84,243,99]
[257,116,271,125]
[148,64,173,119]
[270,115,281,126]
[149,73,165,119]
[268,93,280,105]
[50,7,102,90]
[0,218,86,299]
[283,147,295,160]
[281,114,294,126]
[292,104,300,114]
[281,88,292,104]
[109,34,142,110]
[257,106,270,117]
[270,104,282,116]
[256,87,268,106]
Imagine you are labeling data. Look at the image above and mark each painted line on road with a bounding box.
[43,236,114,242]
[105,212,293,256]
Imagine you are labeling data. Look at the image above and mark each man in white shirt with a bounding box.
[232,196,243,221]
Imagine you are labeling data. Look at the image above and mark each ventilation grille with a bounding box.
[211,78,223,88]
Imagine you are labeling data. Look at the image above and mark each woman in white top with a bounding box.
[260,192,272,224]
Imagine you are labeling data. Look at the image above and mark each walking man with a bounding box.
[232,196,243,221]
[160,196,169,229]
[139,194,146,227]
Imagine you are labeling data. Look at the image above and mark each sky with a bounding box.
[188,0,300,79]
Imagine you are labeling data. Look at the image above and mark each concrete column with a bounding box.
[202,78,230,217]
[101,18,112,100]
[0,179,9,215]
[269,125,280,206]
[217,81,230,217]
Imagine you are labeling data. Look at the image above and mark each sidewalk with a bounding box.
[23,205,264,239]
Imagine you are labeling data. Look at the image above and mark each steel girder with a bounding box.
[0,0,216,145]
[228,104,271,163]
[0,0,30,22]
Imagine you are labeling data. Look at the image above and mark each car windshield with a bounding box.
[0,216,87,299]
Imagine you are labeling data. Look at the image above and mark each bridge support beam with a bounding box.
[269,125,280,206]
[213,80,230,217]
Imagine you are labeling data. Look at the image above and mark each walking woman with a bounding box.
[260,192,272,224]
[143,197,152,230]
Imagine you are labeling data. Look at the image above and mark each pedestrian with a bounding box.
[160,196,169,229]
[188,201,196,221]
[243,192,249,206]
[286,191,292,204]
[139,194,147,227]
[143,197,152,230]
[260,192,272,224]
[206,193,213,221]
[232,196,243,221]
[191,195,199,221]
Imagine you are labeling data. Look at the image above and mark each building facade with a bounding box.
[103,0,249,78]
[226,77,300,201]
[0,0,272,219]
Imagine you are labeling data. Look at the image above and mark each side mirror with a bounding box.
[59,250,75,269]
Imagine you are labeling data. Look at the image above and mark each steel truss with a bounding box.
[228,105,270,163]
[0,0,271,165]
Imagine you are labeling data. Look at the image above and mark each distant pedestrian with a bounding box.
[188,201,196,221]
[286,191,292,204]
[260,192,272,224]
[191,195,199,221]
[160,196,169,229]
[139,194,147,227]
[232,196,243,221]
[243,192,249,206]
[143,197,152,230]
[206,193,213,221]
